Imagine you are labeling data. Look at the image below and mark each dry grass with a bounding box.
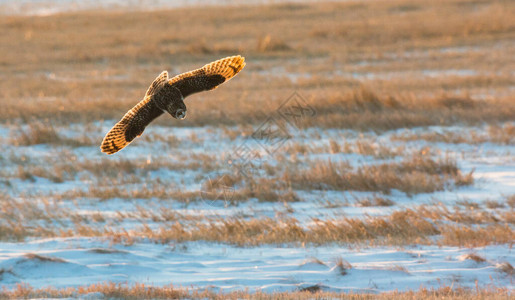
[461,253,486,263]
[506,194,515,209]
[485,200,505,209]
[456,200,481,210]
[7,152,222,187]
[257,34,292,52]
[10,121,93,147]
[356,196,395,207]
[3,84,515,132]
[440,224,514,247]
[391,123,515,145]
[283,154,473,195]
[302,257,327,267]
[413,204,513,225]
[23,253,67,263]
[67,184,178,201]
[73,153,219,177]
[0,0,513,129]
[292,138,407,159]
[0,193,512,247]
[0,195,85,241]
[197,173,301,203]
[388,265,410,274]
[303,89,515,131]
[335,257,353,275]
[104,207,513,247]
[496,262,514,277]
[53,173,300,203]
[88,248,126,254]
[0,283,510,300]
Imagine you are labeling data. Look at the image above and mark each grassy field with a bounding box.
[0,283,511,299]
[1,0,514,126]
[0,0,514,298]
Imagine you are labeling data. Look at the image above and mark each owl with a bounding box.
[101,55,246,154]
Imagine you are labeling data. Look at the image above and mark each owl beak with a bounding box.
[175,109,186,120]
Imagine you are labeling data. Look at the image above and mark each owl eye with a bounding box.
[175,109,186,120]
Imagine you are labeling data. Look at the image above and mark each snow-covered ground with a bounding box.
[0,121,514,293]
[0,238,512,292]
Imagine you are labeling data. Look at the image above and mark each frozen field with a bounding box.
[0,0,513,298]
[0,121,514,294]
[0,239,513,293]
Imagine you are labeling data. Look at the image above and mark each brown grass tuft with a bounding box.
[506,195,515,209]
[461,253,486,263]
[440,224,514,248]
[391,123,515,145]
[356,196,395,207]
[335,257,353,275]
[88,248,126,254]
[10,121,92,147]
[485,200,505,209]
[257,34,292,52]
[283,154,472,195]
[496,262,514,277]
[23,253,67,263]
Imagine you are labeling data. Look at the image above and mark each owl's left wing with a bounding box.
[100,97,163,154]
[169,55,245,99]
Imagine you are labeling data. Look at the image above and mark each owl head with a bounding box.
[167,100,187,120]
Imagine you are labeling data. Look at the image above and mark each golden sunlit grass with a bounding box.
[286,138,407,159]
[1,189,512,247]
[391,123,515,145]
[0,282,510,300]
[7,149,222,185]
[355,196,395,207]
[0,0,513,129]
[104,208,513,247]
[282,154,473,195]
[439,224,514,247]
[302,89,515,131]
[66,184,177,201]
[6,144,471,203]
[2,85,515,132]
[10,121,94,147]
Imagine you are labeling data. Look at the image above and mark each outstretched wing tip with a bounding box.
[100,128,128,155]
[230,55,246,77]
[208,54,246,81]
[100,138,120,155]
[100,146,115,155]
[168,55,246,97]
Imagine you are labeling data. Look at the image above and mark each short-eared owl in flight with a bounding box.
[101,55,246,154]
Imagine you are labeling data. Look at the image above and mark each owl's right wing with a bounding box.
[169,55,245,99]
[100,71,168,155]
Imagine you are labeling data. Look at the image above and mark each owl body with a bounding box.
[101,55,246,155]
[153,84,185,119]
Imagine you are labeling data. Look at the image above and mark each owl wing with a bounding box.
[100,71,168,155]
[169,55,245,98]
